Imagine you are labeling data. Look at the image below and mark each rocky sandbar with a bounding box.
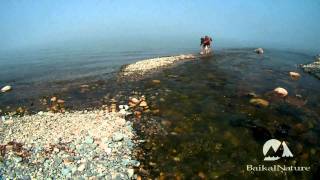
[118,54,196,80]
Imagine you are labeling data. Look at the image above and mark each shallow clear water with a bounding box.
[130,49,320,179]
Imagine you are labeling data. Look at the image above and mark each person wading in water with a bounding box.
[200,35,213,55]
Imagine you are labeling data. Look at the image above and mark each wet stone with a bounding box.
[250,98,269,107]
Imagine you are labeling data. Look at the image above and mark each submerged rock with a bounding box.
[161,120,172,127]
[247,92,258,98]
[134,111,142,117]
[16,107,25,114]
[57,99,65,104]
[273,87,288,97]
[50,97,57,102]
[1,85,12,93]
[285,96,307,107]
[289,72,301,80]
[130,97,140,104]
[139,101,148,107]
[152,80,161,84]
[250,98,269,107]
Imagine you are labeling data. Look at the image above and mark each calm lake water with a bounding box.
[1,48,320,179]
[0,46,195,109]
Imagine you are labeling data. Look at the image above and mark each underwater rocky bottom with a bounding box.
[129,49,320,179]
[1,49,320,179]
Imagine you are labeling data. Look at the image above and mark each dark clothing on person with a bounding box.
[203,36,212,47]
[200,38,205,46]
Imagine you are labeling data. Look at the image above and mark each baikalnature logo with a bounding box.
[263,139,293,161]
[246,139,311,173]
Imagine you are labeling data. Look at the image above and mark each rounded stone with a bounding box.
[152,80,161,84]
[250,98,269,107]
[289,72,301,80]
[1,85,12,93]
[274,87,288,97]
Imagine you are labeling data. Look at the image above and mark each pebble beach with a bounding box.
[0,110,139,179]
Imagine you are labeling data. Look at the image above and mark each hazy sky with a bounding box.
[1,0,319,53]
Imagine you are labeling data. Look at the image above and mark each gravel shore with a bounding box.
[0,110,139,179]
[0,54,197,179]
[118,54,196,80]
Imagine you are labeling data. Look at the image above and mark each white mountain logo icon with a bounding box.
[263,139,293,161]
